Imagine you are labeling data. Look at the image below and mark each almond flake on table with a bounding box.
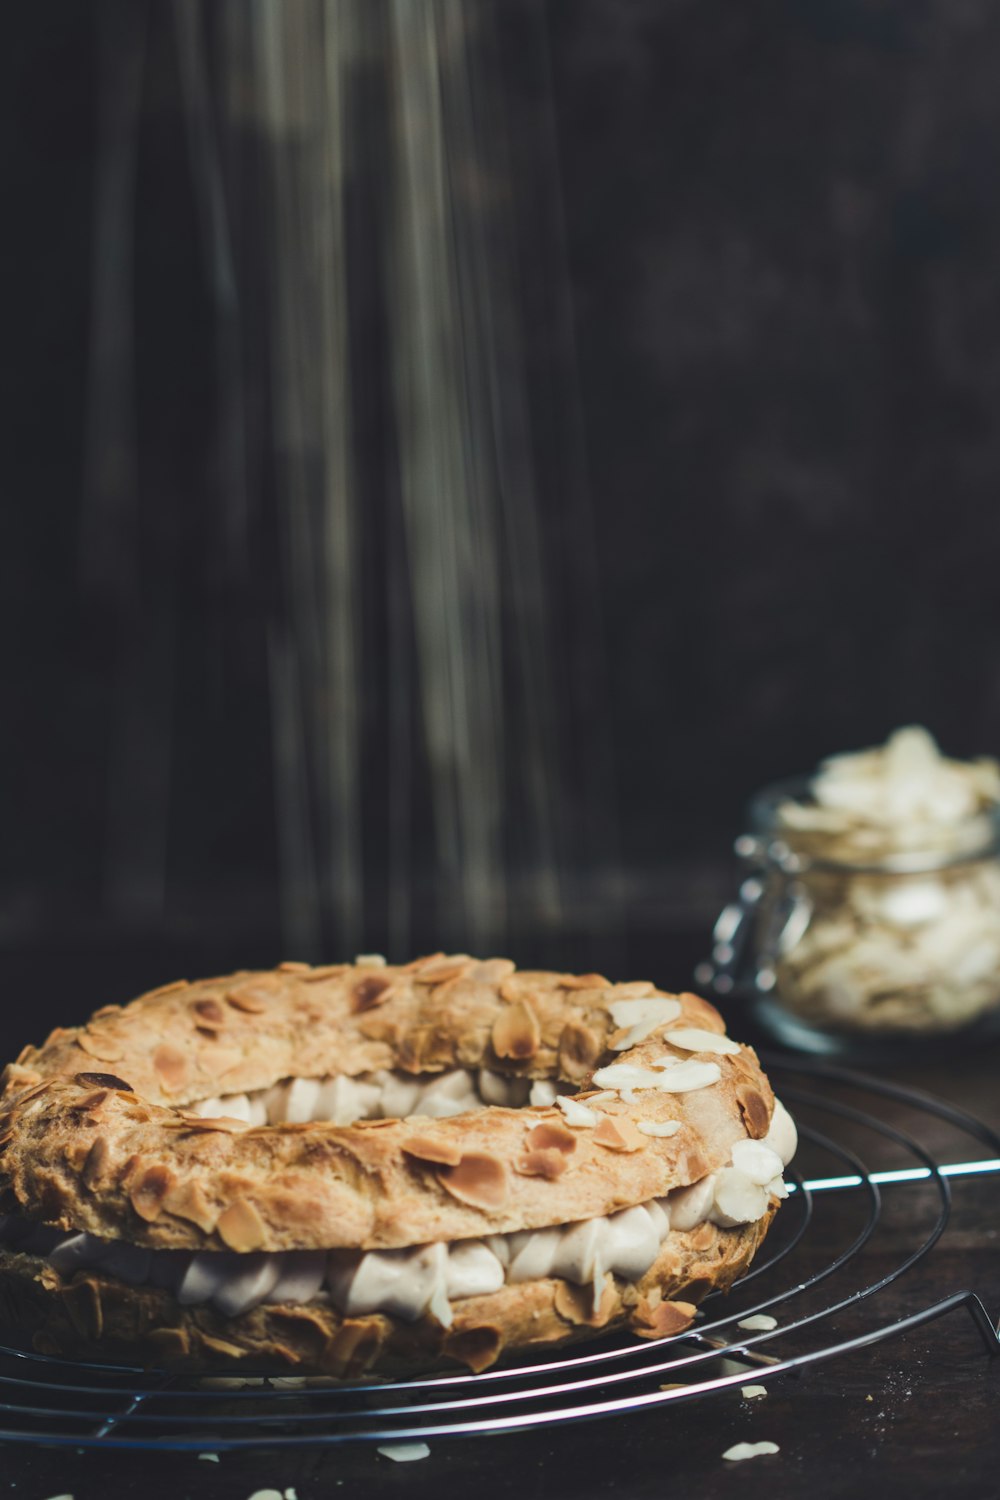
[722,1441,780,1462]
[247,1490,284,1500]
[377,1441,431,1462]
[198,1452,220,1462]
[741,1385,768,1399]
[737,1313,778,1330]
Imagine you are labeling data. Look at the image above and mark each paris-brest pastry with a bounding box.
[0,957,796,1375]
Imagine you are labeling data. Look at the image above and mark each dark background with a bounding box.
[6,0,1000,1040]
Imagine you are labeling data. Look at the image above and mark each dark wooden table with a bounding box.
[1,1023,998,1499]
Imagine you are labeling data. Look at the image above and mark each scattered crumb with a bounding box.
[285,1491,298,1500]
[377,1442,431,1463]
[722,1441,780,1462]
[866,1394,874,1402]
[42,1495,74,1500]
[737,1314,778,1331]
[198,1453,220,1462]
[741,1385,768,1399]
[247,1491,284,1500]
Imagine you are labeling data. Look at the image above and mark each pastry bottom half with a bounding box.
[0,1209,774,1378]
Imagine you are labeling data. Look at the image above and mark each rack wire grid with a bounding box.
[1,1055,998,1450]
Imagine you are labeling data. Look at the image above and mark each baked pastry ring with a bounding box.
[0,955,796,1375]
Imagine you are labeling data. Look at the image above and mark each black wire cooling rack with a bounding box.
[1,1056,998,1451]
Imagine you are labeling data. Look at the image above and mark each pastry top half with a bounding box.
[0,956,775,1257]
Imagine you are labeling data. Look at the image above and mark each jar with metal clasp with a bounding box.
[698,728,1000,1056]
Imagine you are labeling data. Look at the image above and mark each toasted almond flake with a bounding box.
[736,1085,771,1140]
[607,996,683,1050]
[278,961,312,972]
[592,1116,647,1152]
[591,1062,666,1092]
[216,1199,267,1252]
[491,999,541,1060]
[438,1151,509,1210]
[164,1179,218,1233]
[377,1442,430,1462]
[557,1019,602,1079]
[77,1032,125,1064]
[742,1385,768,1399]
[152,1044,188,1090]
[722,1441,779,1462]
[225,986,271,1013]
[192,998,226,1029]
[143,979,190,999]
[559,972,610,989]
[351,974,395,1012]
[129,1163,176,1222]
[178,1113,248,1134]
[422,959,475,984]
[636,1119,682,1137]
[662,1026,741,1055]
[632,1297,697,1339]
[738,1314,778,1331]
[466,958,516,983]
[515,1148,568,1179]
[525,1121,577,1154]
[354,953,388,967]
[402,1134,464,1166]
[81,1135,110,1188]
[649,1060,722,1093]
[555,1095,599,1127]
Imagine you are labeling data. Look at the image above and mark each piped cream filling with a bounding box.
[0,1101,796,1328]
[189,1067,559,1128]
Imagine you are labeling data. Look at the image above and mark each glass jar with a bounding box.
[699,776,1000,1056]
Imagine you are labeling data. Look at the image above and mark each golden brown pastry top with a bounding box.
[0,957,774,1257]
